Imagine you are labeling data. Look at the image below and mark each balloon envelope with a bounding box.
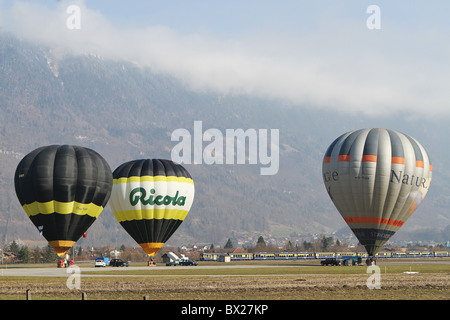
[14,145,113,256]
[110,159,195,256]
[322,128,432,256]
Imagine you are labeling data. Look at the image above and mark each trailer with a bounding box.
[341,256,361,266]
[94,257,109,267]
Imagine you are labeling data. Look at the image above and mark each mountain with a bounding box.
[1,33,449,248]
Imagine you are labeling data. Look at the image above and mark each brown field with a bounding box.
[0,260,449,300]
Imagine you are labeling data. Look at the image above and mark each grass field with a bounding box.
[0,259,448,300]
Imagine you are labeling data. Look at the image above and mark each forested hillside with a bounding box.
[1,33,448,248]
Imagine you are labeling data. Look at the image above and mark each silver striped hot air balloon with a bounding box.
[322,128,432,257]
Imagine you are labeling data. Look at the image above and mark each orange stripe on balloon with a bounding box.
[324,156,331,163]
[344,217,404,227]
[362,155,377,162]
[409,200,415,215]
[416,161,424,168]
[338,155,350,162]
[391,157,405,164]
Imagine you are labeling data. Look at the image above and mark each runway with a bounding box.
[1,259,448,278]
[0,264,303,277]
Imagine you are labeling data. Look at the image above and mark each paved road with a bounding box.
[1,259,448,277]
[0,264,304,277]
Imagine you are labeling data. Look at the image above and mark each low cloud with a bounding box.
[2,0,450,117]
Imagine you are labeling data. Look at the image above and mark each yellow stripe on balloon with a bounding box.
[113,175,194,185]
[22,201,104,218]
[113,208,189,222]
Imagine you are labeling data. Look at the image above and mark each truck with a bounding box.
[165,252,198,266]
[341,256,362,266]
[165,252,181,266]
[94,257,109,267]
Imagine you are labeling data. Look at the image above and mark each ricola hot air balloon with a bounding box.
[322,128,432,257]
[109,159,195,257]
[14,145,113,257]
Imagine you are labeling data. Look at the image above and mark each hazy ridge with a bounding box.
[1,33,448,248]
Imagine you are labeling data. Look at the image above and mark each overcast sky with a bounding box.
[1,0,449,118]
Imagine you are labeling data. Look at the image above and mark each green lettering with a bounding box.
[163,195,172,205]
[129,187,187,207]
[154,195,163,205]
[147,188,155,205]
[171,191,179,205]
[129,187,146,206]
[177,196,186,206]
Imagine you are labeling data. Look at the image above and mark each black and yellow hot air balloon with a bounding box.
[109,159,195,257]
[322,128,432,257]
[14,145,113,257]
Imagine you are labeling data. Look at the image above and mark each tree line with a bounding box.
[217,235,450,253]
[1,241,150,264]
[218,235,352,253]
[4,241,60,263]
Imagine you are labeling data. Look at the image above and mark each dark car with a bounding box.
[179,259,198,266]
[320,258,339,266]
[110,258,129,267]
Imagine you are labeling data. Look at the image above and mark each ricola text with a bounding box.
[129,188,186,206]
